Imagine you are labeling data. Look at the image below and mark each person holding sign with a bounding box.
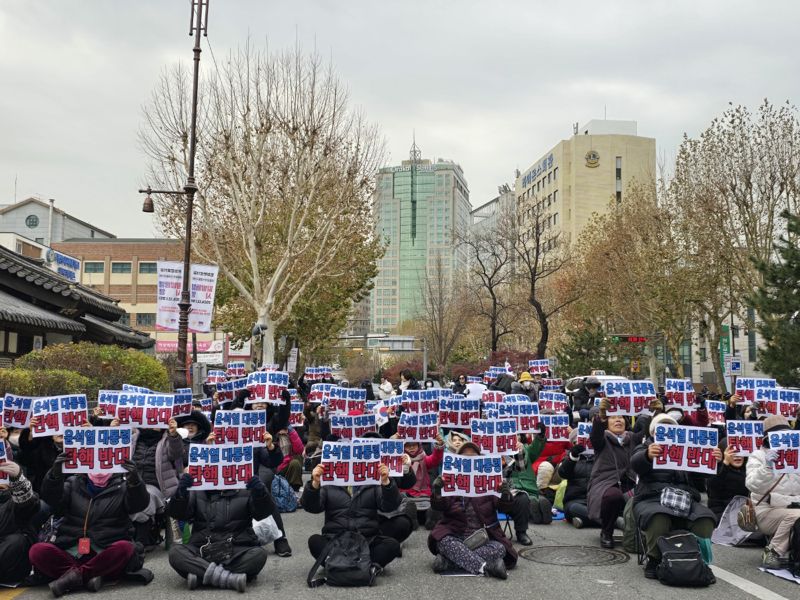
[29,453,150,596]
[428,442,517,579]
[508,426,552,539]
[587,399,644,549]
[19,417,63,495]
[558,428,596,528]
[302,457,402,574]
[631,413,719,579]
[0,460,40,585]
[745,414,800,570]
[707,442,749,520]
[398,436,445,530]
[167,471,274,591]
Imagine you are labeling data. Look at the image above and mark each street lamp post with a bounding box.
[139,0,209,389]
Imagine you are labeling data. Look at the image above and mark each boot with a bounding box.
[483,558,507,580]
[186,573,198,590]
[86,576,103,593]
[202,563,220,586]
[217,567,247,593]
[48,568,84,598]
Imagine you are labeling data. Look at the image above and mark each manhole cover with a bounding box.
[519,545,630,566]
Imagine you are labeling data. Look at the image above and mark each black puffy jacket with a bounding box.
[301,482,401,538]
[557,453,595,504]
[0,476,40,542]
[41,472,149,550]
[168,487,273,547]
[18,432,60,494]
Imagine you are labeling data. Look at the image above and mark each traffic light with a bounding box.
[610,334,648,343]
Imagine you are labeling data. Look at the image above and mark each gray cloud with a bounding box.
[1,0,799,236]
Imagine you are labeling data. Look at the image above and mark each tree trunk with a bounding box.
[708,318,727,395]
[257,307,276,367]
[490,296,498,352]
[646,342,658,387]
[666,337,685,378]
[529,296,549,358]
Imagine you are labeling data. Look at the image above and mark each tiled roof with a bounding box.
[80,314,154,349]
[0,289,86,334]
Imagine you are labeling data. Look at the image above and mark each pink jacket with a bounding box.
[277,428,304,472]
[402,445,444,498]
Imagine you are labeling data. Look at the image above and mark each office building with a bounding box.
[370,142,471,332]
[515,120,656,245]
[0,197,114,245]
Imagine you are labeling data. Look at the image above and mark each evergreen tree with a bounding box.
[751,210,800,386]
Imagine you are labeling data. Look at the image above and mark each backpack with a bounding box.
[271,475,297,513]
[306,531,376,588]
[656,530,716,587]
[790,517,800,577]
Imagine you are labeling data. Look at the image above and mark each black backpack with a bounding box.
[307,531,376,588]
[656,530,716,587]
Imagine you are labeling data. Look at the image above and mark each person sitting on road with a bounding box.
[397,436,445,529]
[29,453,151,597]
[0,460,40,586]
[428,442,517,579]
[507,427,551,542]
[302,459,402,576]
[167,471,274,591]
[745,414,800,570]
[707,441,749,520]
[572,376,602,422]
[631,413,719,579]
[558,428,596,528]
[587,399,643,549]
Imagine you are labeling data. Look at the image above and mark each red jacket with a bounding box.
[277,428,304,472]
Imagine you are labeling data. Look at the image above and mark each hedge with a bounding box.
[0,368,91,397]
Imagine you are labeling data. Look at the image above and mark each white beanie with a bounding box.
[649,413,678,437]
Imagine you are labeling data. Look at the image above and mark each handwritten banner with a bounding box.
[726,420,764,456]
[397,412,439,442]
[768,431,800,473]
[63,427,133,474]
[188,444,254,490]
[441,452,504,497]
[540,414,570,441]
[3,394,32,428]
[31,395,88,437]
[439,397,481,429]
[330,414,377,439]
[213,410,267,446]
[653,424,719,474]
[321,441,381,486]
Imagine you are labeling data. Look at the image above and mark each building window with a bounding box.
[25,215,39,228]
[138,262,157,274]
[90,230,95,238]
[553,212,558,226]
[118,314,130,327]
[616,191,622,203]
[35,237,44,244]
[84,262,104,274]
[111,262,132,274]
[553,190,558,204]
[553,167,558,179]
[699,347,707,362]
[136,313,156,328]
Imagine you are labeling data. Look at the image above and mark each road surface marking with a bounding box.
[712,566,791,600]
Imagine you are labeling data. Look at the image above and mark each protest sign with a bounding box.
[504,394,530,403]
[353,438,405,478]
[227,361,247,378]
[466,376,482,384]
[481,390,506,403]
[402,389,440,414]
[778,388,800,419]
[768,431,800,474]
[652,424,719,474]
[259,364,280,372]
[63,427,133,474]
[726,420,764,456]
[483,366,511,384]
[246,371,289,405]
[122,383,151,393]
[665,379,696,411]
[482,401,539,433]
[96,390,119,418]
[0,443,7,482]
[540,414,570,441]
[440,452,504,497]
[3,394,32,428]
[397,412,439,442]
[321,441,382,486]
[304,366,333,382]
[200,397,213,412]
[31,395,88,437]
[114,393,171,428]
[538,391,569,413]
[188,444,254,490]
[173,388,193,418]
[706,400,727,425]
[330,414,377,439]
[206,370,227,385]
[212,410,267,446]
[577,421,594,455]
[528,359,550,374]
[602,380,656,416]
[735,377,777,404]
[470,418,518,455]
[289,402,305,427]
[308,383,335,404]
[326,387,367,414]
[439,397,481,429]
[541,378,563,391]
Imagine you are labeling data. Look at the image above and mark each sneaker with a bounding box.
[644,557,659,579]
[572,517,584,529]
[516,531,532,546]
[761,547,788,570]
[483,558,507,580]
[600,532,614,549]
[274,537,292,557]
[432,554,453,573]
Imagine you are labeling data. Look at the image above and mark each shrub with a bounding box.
[382,360,423,386]
[14,342,170,399]
[0,368,91,397]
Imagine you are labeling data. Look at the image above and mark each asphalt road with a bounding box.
[7,506,799,600]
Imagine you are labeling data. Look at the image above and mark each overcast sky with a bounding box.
[1,0,799,237]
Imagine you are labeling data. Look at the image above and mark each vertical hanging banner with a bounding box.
[156,261,219,333]
[31,395,88,437]
[63,427,133,474]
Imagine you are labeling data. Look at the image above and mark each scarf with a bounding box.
[407,447,430,494]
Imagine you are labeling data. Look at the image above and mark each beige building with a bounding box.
[515,120,655,245]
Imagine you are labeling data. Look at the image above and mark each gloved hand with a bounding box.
[764,449,780,465]
[246,476,267,497]
[537,422,547,438]
[177,473,194,497]
[570,445,586,459]
[122,460,140,484]
[52,453,69,478]
[697,395,706,409]
[499,480,512,502]
[432,476,443,497]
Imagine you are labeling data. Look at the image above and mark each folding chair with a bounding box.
[497,512,513,538]
[635,520,647,565]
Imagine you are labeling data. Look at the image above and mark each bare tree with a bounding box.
[457,220,514,351]
[140,46,384,365]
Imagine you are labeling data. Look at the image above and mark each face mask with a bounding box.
[522,382,532,390]
[88,473,113,487]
